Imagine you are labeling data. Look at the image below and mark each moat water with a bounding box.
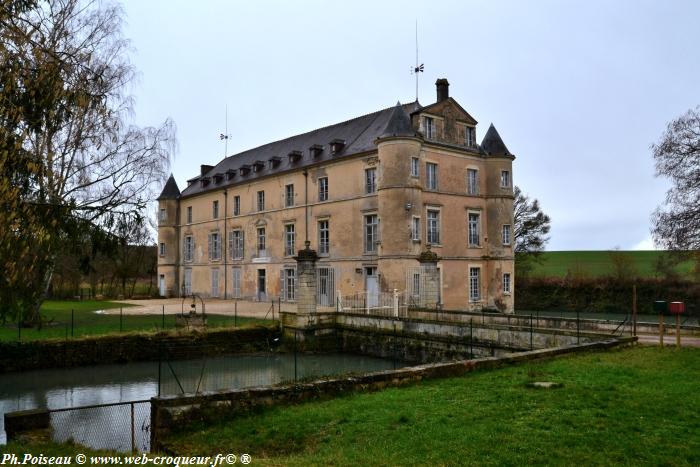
[0,352,401,450]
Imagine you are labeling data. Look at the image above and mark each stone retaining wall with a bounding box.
[150,337,636,452]
[0,326,280,373]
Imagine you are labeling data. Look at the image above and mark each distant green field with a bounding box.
[527,250,696,279]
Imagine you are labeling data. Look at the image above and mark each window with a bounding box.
[230,230,244,259]
[184,269,192,295]
[257,227,266,254]
[410,157,419,177]
[467,169,479,195]
[365,168,377,194]
[285,184,294,207]
[426,162,438,190]
[500,170,511,188]
[427,210,440,244]
[257,190,265,211]
[283,268,296,301]
[183,236,194,262]
[364,214,379,253]
[411,216,420,241]
[285,224,296,256]
[159,208,166,222]
[318,177,328,201]
[212,200,219,219]
[318,220,329,255]
[469,267,481,302]
[208,231,221,261]
[503,273,511,294]
[412,272,420,298]
[424,116,435,139]
[232,267,241,298]
[468,213,481,247]
[186,206,192,224]
[233,196,240,216]
[465,126,475,146]
[211,269,219,298]
[502,224,512,246]
[159,242,165,256]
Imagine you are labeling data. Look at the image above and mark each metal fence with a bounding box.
[337,290,409,317]
[49,400,151,453]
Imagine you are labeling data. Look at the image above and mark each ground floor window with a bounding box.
[232,267,241,298]
[469,267,481,302]
[503,273,511,294]
[281,267,296,301]
[211,268,220,298]
[184,269,192,296]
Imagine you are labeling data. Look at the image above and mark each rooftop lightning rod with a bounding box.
[219,105,231,157]
[411,20,424,102]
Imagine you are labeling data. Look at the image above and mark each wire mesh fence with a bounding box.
[49,400,151,453]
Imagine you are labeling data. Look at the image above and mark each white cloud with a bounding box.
[632,237,657,250]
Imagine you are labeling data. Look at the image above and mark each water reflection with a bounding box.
[1,352,399,448]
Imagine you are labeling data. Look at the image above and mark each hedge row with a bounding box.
[515,277,699,314]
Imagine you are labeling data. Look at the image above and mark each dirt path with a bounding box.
[109,298,296,319]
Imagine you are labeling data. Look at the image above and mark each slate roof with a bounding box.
[180,101,422,198]
[380,102,418,139]
[157,174,181,200]
[481,124,512,156]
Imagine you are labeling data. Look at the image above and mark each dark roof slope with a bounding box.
[157,174,181,200]
[180,101,421,198]
[481,123,512,156]
[379,102,418,139]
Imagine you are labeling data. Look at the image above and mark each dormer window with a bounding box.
[423,117,435,139]
[269,156,282,168]
[213,173,223,184]
[309,144,324,158]
[288,150,303,162]
[253,161,265,172]
[330,139,345,155]
[239,164,251,175]
[200,177,211,187]
[465,126,476,147]
[226,169,236,180]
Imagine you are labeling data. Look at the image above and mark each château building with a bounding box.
[157,79,515,312]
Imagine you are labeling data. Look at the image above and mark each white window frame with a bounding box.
[159,208,166,222]
[469,267,481,302]
[502,224,512,246]
[233,195,240,216]
[500,170,511,188]
[257,190,265,211]
[230,229,244,259]
[503,273,511,295]
[465,126,475,146]
[365,168,377,194]
[426,162,438,191]
[424,116,435,139]
[184,268,192,296]
[284,224,296,256]
[232,267,242,298]
[468,212,481,247]
[410,157,419,178]
[212,200,219,219]
[364,214,379,254]
[318,220,330,255]
[184,235,194,263]
[427,209,440,245]
[319,177,328,201]
[285,184,295,207]
[467,168,479,195]
[209,231,221,261]
[186,206,192,224]
[411,216,421,241]
[257,227,266,255]
[211,268,220,298]
[283,267,296,301]
[159,242,165,257]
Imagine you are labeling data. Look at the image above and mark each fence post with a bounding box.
[393,289,399,318]
[632,285,637,337]
[577,310,580,344]
[294,330,298,382]
[530,314,533,350]
[469,318,473,357]
[120,307,123,333]
[130,402,136,453]
[161,305,165,330]
[71,309,74,338]
[157,342,162,397]
[17,308,21,341]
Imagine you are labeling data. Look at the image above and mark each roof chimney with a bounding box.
[200,164,213,176]
[436,78,449,102]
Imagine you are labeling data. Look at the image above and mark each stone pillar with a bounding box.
[295,241,319,322]
[417,247,441,309]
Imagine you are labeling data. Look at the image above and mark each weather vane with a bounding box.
[411,20,424,102]
[219,105,231,157]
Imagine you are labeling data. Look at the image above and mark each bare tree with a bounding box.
[651,106,700,252]
[513,186,551,277]
[0,0,175,322]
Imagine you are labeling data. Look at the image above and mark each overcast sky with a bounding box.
[121,0,699,251]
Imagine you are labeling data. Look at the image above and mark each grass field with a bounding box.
[5,346,700,465]
[0,300,269,342]
[528,250,696,279]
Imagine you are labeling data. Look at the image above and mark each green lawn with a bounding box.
[528,250,695,279]
[162,346,700,466]
[1,300,270,342]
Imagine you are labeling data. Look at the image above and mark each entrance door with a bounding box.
[257,269,267,301]
[159,275,166,297]
[365,267,378,307]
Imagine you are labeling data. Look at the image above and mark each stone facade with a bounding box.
[158,79,515,312]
